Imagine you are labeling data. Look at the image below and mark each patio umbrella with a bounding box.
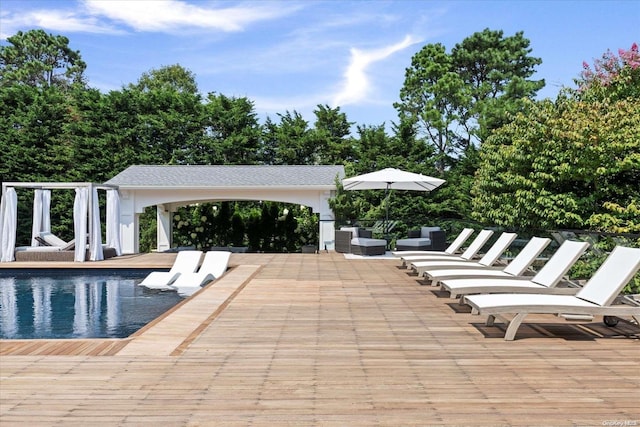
[342,167,445,237]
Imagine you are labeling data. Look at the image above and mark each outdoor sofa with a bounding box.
[395,226,447,251]
[13,231,118,261]
[335,227,387,256]
[14,246,117,261]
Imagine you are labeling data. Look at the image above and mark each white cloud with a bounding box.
[332,35,420,107]
[82,0,299,33]
[1,0,300,39]
[1,9,114,38]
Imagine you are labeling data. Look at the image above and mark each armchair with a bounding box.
[334,227,387,256]
[395,226,446,251]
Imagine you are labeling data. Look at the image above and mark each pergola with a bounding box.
[105,165,344,254]
[0,182,121,262]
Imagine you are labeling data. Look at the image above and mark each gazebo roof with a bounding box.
[106,165,345,189]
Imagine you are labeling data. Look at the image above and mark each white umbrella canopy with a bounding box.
[342,168,446,238]
[342,168,445,191]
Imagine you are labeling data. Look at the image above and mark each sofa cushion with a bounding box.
[351,237,387,247]
[396,238,432,248]
[421,226,441,238]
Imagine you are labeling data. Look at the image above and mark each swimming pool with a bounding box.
[0,270,183,340]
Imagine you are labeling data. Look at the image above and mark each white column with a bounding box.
[318,190,336,251]
[156,204,172,252]
[118,190,138,254]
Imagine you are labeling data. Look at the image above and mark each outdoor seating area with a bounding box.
[13,246,118,262]
[394,229,640,341]
[395,226,447,251]
[334,226,387,256]
[1,182,122,263]
[139,249,231,296]
[13,231,119,261]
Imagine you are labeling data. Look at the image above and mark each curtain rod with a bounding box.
[2,182,119,191]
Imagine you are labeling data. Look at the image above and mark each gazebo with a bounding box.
[105,165,344,254]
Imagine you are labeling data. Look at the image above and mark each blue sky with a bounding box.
[1,0,638,129]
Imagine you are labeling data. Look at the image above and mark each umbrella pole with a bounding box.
[384,183,390,247]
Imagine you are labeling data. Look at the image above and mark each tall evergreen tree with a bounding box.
[0,29,86,89]
[395,29,544,171]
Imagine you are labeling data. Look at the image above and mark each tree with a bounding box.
[0,82,83,241]
[311,104,355,164]
[0,29,86,88]
[66,86,114,182]
[195,93,262,165]
[125,64,204,164]
[396,43,465,171]
[471,95,640,230]
[453,29,544,141]
[576,42,640,101]
[396,29,543,172]
[133,64,199,94]
[262,111,316,165]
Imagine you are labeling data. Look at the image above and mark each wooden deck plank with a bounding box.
[1,252,639,425]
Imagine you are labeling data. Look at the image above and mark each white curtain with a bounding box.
[0,187,18,262]
[31,190,43,246]
[106,189,122,256]
[30,189,51,246]
[73,187,88,262]
[89,187,104,261]
[42,190,51,234]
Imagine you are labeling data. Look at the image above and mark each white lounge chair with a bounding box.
[392,228,475,257]
[400,229,494,267]
[171,251,231,297]
[425,237,552,286]
[464,246,640,340]
[37,232,76,251]
[410,232,517,276]
[441,240,589,298]
[139,250,203,290]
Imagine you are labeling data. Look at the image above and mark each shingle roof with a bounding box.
[105,165,345,188]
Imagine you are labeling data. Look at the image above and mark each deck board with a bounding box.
[1,252,639,425]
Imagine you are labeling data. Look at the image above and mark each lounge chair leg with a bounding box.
[486,315,495,326]
[504,312,528,341]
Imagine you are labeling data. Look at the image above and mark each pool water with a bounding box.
[0,270,183,339]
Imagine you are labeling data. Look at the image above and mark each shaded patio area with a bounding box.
[1,252,638,425]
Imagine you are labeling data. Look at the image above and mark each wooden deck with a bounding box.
[1,252,639,425]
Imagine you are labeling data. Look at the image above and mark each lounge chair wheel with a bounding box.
[603,316,619,327]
